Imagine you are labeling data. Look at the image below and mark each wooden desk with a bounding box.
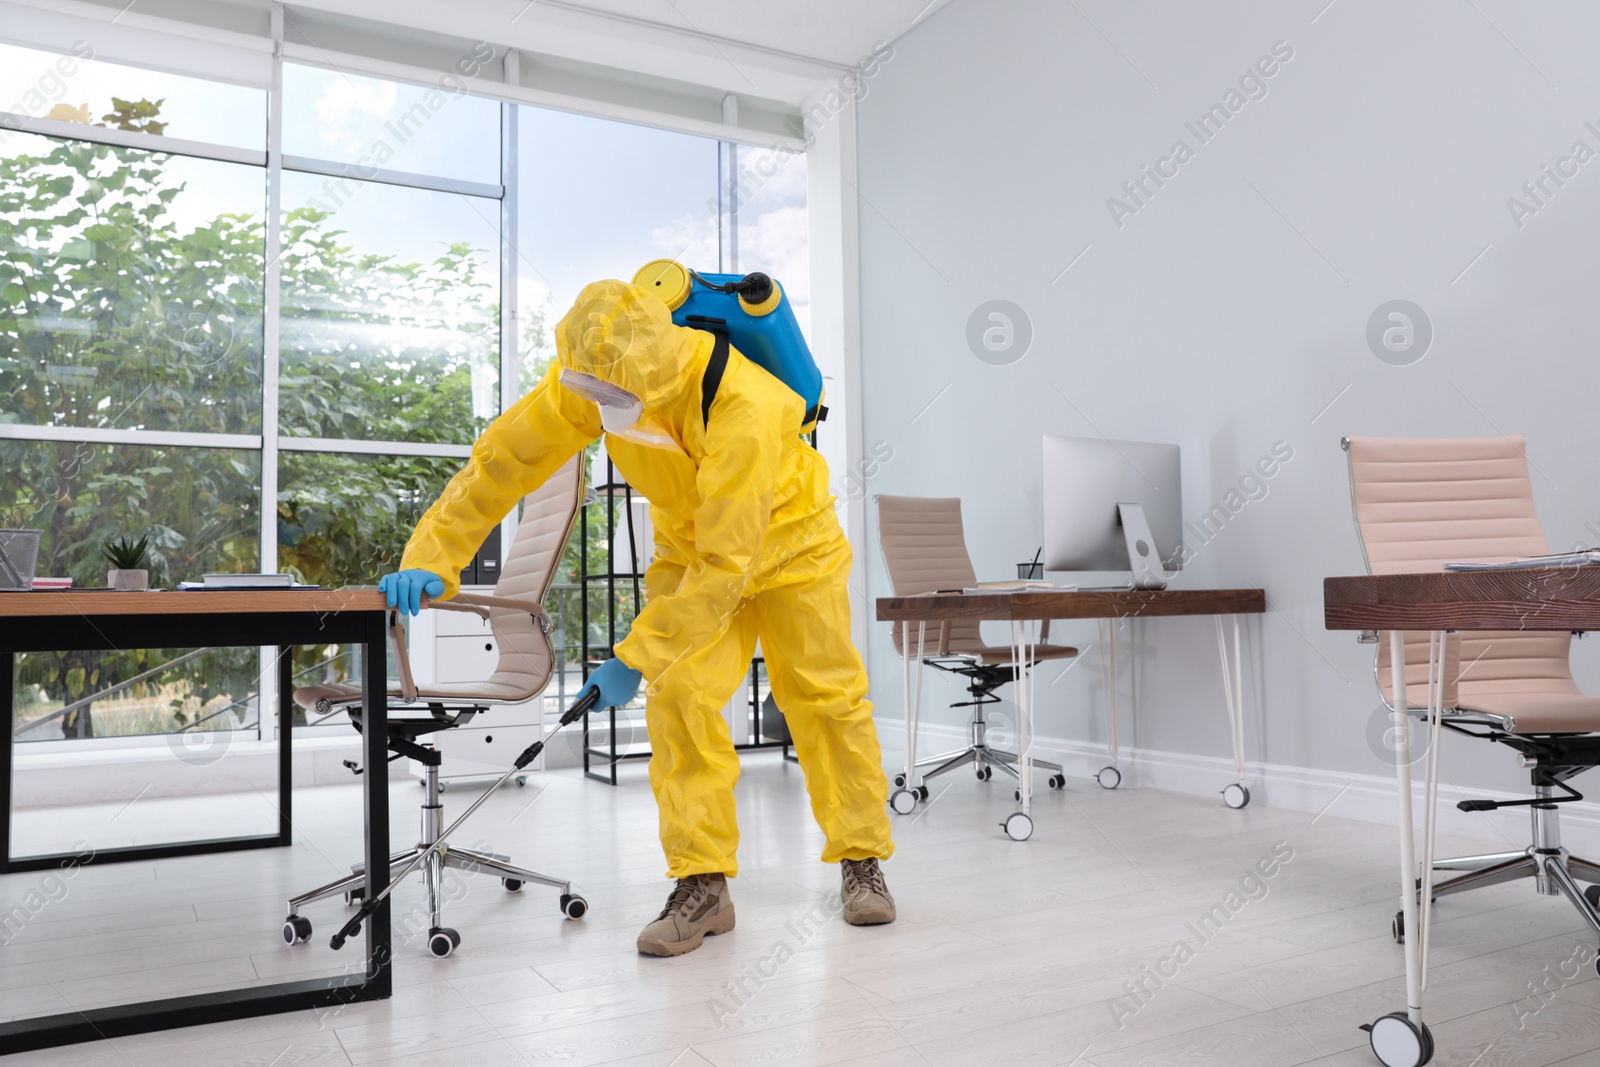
[0,589,393,1053]
[876,587,1266,839]
[1321,567,1600,1059]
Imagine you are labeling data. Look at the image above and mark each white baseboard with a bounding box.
[885,719,1600,858]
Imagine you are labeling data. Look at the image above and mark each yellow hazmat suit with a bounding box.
[401,279,894,878]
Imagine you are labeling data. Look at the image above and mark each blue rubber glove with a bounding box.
[579,657,643,708]
[379,569,444,616]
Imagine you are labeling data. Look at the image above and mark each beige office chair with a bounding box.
[876,494,1076,796]
[283,453,587,959]
[1344,435,1600,943]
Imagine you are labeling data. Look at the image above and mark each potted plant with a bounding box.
[103,535,151,591]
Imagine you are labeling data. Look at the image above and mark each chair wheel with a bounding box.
[1222,783,1250,809]
[1002,811,1033,841]
[916,784,929,801]
[1585,884,1600,912]
[1392,910,1404,944]
[976,765,993,781]
[1014,789,1022,802]
[515,775,528,786]
[561,893,587,919]
[428,927,460,958]
[282,915,312,945]
[889,788,917,815]
[343,887,365,907]
[893,773,907,788]
[503,878,523,893]
[1362,1011,1433,1066]
[437,781,448,793]
[1097,766,1121,790]
[1048,774,1065,790]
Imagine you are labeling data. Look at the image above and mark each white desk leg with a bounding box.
[1095,619,1122,790]
[1002,618,1036,841]
[889,622,927,816]
[1361,630,1434,1065]
[1216,616,1250,809]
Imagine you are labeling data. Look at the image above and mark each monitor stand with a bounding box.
[1116,502,1169,590]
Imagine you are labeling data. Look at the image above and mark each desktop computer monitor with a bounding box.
[1042,435,1182,587]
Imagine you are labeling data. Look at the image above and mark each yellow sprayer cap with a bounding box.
[738,279,782,318]
[632,259,692,311]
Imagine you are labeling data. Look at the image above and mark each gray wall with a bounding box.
[855,0,1600,795]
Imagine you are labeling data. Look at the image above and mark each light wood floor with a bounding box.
[3,754,1599,1066]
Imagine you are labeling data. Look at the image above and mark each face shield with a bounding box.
[559,369,679,451]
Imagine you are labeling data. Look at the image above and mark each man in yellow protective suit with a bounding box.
[383,278,896,957]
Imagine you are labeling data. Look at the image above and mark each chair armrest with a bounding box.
[430,601,491,621]
[389,611,418,703]
[449,591,555,634]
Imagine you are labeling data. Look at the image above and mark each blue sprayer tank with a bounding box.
[632,259,824,432]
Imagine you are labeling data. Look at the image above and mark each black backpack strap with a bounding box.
[701,329,730,427]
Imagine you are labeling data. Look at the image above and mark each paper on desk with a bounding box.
[178,579,320,590]
[1444,551,1600,571]
[961,581,1076,593]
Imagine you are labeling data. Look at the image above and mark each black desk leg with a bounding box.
[278,647,293,847]
[1,652,11,866]
[362,613,392,991]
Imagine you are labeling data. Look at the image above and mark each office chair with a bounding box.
[283,454,587,959]
[1344,435,1600,945]
[875,494,1076,795]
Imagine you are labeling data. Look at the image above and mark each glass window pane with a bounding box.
[277,450,461,587]
[2,437,262,744]
[14,645,260,744]
[279,450,463,726]
[277,173,499,444]
[282,63,499,185]
[731,145,810,338]
[0,132,265,434]
[0,41,266,150]
[0,438,261,586]
[516,107,718,391]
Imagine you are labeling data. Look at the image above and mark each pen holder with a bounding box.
[1017,561,1043,580]
[0,529,42,590]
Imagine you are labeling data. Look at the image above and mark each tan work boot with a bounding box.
[637,873,735,957]
[841,858,896,925]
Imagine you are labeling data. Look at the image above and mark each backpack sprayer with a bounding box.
[328,687,601,951]
[632,260,826,433]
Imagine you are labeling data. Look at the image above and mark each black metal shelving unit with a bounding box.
[579,451,795,785]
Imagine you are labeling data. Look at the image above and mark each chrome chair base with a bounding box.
[1414,787,1600,940]
[283,747,580,957]
[914,743,1063,782]
[1427,847,1600,933]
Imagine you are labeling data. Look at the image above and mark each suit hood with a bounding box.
[555,279,706,417]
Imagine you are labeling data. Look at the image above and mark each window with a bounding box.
[276,174,499,445]
[731,145,810,337]
[281,63,499,185]
[1,37,808,749]
[277,451,461,586]
[2,438,260,742]
[516,107,719,391]
[1,132,265,434]
[0,41,267,150]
